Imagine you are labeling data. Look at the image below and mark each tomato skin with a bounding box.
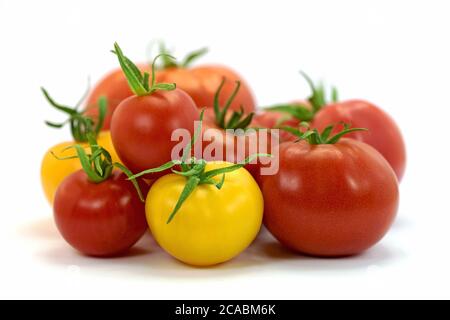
[110,89,198,178]
[311,99,406,181]
[53,170,148,256]
[146,162,263,266]
[260,139,399,257]
[40,131,119,204]
[85,65,148,130]
[157,65,256,113]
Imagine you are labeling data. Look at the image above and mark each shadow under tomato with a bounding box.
[26,217,404,279]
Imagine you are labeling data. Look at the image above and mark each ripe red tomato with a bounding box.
[109,43,200,178]
[85,64,148,130]
[53,170,148,256]
[260,137,399,257]
[111,90,198,177]
[157,65,255,113]
[311,99,406,181]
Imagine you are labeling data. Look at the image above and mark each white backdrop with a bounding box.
[0,0,449,299]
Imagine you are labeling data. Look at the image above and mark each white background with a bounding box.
[0,0,449,299]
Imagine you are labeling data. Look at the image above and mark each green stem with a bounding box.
[279,123,367,145]
[52,131,144,201]
[156,42,208,69]
[112,42,176,96]
[212,78,254,130]
[42,86,107,142]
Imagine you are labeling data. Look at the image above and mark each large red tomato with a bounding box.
[311,99,406,181]
[260,135,399,257]
[54,170,148,256]
[157,66,255,113]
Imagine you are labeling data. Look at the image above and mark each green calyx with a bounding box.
[112,42,176,96]
[213,78,254,130]
[128,110,270,224]
[279,122,367,145]
[265,103,315,122]
[52,132,144,201]
[157,41,208,69]
[300,71,339,113]
[42,86,106,143]
[263,71,339,122]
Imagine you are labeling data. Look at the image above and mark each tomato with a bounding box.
[145,162,263,266]
[110,43,199,178]
[260,130,399,257]
[54,170,148,256]
[157,65,255,113]
[41,131,119,204]
[312,99,406,181]
[85,64,148,130]
[153,45,255,113]
[111,90,198,177]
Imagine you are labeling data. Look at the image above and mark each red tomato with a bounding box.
[85,64,148,130]
[311,99,406,181]
[157,65,256,113]
[53,170,148,256]
[260,138,399,257]
[110,89,198,177]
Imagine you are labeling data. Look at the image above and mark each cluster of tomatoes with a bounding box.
[40,42,405,266]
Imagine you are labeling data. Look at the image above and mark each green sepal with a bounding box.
[279,122,367,145]
[212,78,254,130]
[112,42,176,97]
[156,42,208,69]
[42,86,107,143]
[52,131,145,202]
[265,103,314,122]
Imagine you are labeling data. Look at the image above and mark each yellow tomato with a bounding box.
[41,131,120,204]
[146,162,263,266]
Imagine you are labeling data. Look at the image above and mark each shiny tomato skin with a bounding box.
[85,65,148,130]
[53,170,149,256]
[260,138,399,257]
[157,65,256,113]
[110,89,198,178]
[312,99,406,181]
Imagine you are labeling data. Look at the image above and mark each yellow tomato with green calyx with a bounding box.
[41,131,119,204]
[146,162,263,266]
